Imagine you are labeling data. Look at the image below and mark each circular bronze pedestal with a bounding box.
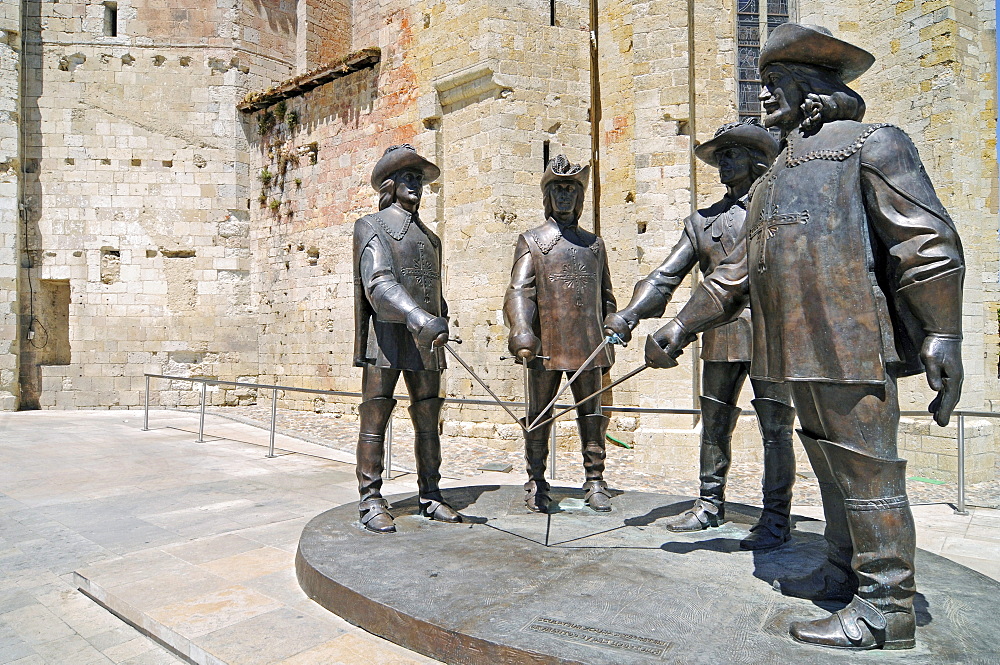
[297,485,1000,665]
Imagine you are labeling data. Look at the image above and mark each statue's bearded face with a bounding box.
[716,146,753,186]
[393,169,424,208]
[759,64,805,131]
[548,181,580,216]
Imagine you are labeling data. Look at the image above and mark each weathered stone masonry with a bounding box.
[1,0,996,481]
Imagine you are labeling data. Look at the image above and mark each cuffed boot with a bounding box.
[665,396,741,532]
[409,397,461,524]
[578,414,612,512]
[356,397,397,533]
[522,417,551,513]
[775,431,857,600]
[789,440,916,651]
[741,398,796,551]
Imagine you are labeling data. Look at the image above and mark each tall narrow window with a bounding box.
[543,140,551,169]
[549,0,556,26]
[104,2,118,37]
[736,0,792,121]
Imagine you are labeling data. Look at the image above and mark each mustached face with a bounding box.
[716,146,753,186]
[548,181,580,216]
[393,169,424,208]
[759,65,805,131]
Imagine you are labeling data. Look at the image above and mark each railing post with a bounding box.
[549,417,557,481]
[267,388,278,458]
[955,413,968,516]
[142,375,149,431]
[385,415,393,480]
[196,381,207,443]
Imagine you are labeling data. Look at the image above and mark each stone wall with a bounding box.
[16,0,295,409]
[0,0,20,411]
[2,0,996,481]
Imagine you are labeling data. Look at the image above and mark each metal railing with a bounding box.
[143,373,997,515]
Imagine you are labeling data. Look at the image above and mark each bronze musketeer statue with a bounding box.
[504,155,618,513]
[647,24,964,650]
[605,119,797,551]
[352,144,462,533]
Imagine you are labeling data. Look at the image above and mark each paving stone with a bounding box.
[145,584,284,639]
[192,608,345,665]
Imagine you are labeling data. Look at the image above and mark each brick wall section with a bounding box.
[0,0,20,411]
[16,0,294,409]
[298,0,350,73]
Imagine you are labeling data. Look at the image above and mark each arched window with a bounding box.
[737,0,792,121]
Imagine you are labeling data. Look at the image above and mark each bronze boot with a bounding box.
[665,396,740,532]
[409,397,461,524]
[523,418,552,513]
[775,431,857,601]
[741,398,796,550]
[789,441,916,650]
[578,414,612,512]
[356,397,397,534]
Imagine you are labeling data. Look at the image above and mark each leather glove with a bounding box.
[921,333,963,427]
[644,319,694,369]
[407,309,449,348]
[508,331,541,362]
[603,311,635,344]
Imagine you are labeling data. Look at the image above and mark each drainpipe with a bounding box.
[687,0,701,413]
[589,0,601,235]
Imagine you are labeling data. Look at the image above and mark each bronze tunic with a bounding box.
[505,219,616,372]
[641,197,752,362]
[353,211,447,371]
[686,121,964,384]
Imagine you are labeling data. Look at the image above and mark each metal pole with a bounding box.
[385,415,394,480]
[142,375,149,431]
[267,388,278,458]
[549,416,557,481]
[955,413,968,515]
[196,381,206,443]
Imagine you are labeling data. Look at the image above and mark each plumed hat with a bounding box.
[758,23,875,83]
[370,144,441,191]
[540,154,590,191]
[694,119,779,167]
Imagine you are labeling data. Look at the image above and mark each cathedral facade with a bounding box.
[0,0,996,480]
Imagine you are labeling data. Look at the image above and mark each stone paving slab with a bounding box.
[1,410,999,665]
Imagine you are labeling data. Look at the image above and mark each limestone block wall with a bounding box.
[0,0,20,411]
[297,0,351,73]
[245,0,594,432]
[17,0,295,409]
[796,0,998,478]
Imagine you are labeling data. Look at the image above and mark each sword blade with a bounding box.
[443,343,524,426]
[526,336,612,431]
[525,363,648,433]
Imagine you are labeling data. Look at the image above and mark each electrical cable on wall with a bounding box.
[22,206,48,350]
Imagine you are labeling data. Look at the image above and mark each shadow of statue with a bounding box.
[622,499,692,527]
[389,484,502,524]
[659,537,745,554]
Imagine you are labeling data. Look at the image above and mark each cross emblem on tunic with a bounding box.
[548,248,594,307]
[748,203,809,273]
[402,241,439,304]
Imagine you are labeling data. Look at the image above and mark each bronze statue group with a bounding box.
[350,24,964,652]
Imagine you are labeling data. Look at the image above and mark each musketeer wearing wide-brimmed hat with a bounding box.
[504,155,617,514]
[604,119,796,552]
[647,24,964,651]
[352,144,462,533]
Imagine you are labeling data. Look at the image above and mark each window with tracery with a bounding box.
[737,0,792,121]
